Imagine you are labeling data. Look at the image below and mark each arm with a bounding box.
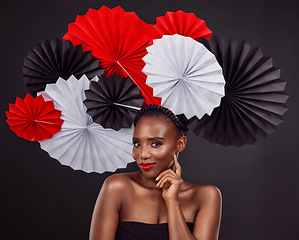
[156,154,196,240]
[192,185,222,240]
[167,185,222,240]
[156,155,222,240]
[166,199,197,240]
[89,174,124,240]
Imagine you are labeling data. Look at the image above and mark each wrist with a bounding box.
[165,198,180,205]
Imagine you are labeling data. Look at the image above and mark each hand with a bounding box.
[155,154,183,202]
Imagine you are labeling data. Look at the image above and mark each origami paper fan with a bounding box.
[63,5,161,105]
[5,94,63,141]
[23,38,104,96]
[152,10,212,40]
[186,36,288,146]
[84,73,145,130]
[38,75,134,173]
[142,34,225,119]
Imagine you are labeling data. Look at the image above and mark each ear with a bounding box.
[177,136,187,153]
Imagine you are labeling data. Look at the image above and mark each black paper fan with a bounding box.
[84,74,145,130]
[23,38,104,96]
[186,36,288,146]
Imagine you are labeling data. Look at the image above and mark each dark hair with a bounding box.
[133,105,188,137]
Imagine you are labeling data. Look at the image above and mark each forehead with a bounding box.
[133,116,177,139]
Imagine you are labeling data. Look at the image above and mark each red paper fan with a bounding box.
[63,5,161,105]
[5,94,63,141]
[152,10,212,40]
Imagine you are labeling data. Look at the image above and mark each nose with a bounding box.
[139,146,151,160]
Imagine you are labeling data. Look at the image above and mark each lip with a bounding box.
[139,163,156,170]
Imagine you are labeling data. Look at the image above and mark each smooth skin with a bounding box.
[89,116,222,240]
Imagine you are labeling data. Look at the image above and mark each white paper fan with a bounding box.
[142,34,225,119]
[38,75,134,173]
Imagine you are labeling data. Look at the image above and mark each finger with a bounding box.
[157,175,175,188]
[156,173,173,187]
[156,169,176,181]
[173,154,182,177]
[156,173,179,188]
[162,181,172,189]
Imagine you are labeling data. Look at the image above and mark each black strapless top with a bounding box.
[115,221,194,240]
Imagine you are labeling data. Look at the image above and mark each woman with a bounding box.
[89,105,222,240]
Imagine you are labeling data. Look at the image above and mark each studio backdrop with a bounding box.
[1,0,298,239]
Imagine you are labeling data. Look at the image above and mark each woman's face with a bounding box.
[132,115,186,179]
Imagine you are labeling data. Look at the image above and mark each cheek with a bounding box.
[152,146,175,162]
[132,148,138,161]
[132,145,176,163]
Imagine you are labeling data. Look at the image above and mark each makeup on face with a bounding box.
[139,163,156,170]
[132,116,179,176]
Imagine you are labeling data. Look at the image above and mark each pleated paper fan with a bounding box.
[23,38,104,96]
[63,5,161,105]
[84,73,145,130]
[152,10,212,40]
[143,34,225,119]
[186,36,288,146]
[38,75,134,173]
[6,94,63,141]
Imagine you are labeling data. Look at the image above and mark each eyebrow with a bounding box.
[132,137,165,141]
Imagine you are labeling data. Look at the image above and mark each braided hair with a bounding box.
[133,105,188,137]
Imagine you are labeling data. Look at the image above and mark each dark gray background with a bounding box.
[1,0,298,239]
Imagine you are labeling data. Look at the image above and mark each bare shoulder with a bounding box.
[103,172,133,186]
[190,185,222,238]
[104,172,131,184]
[182,182,221,204]
[197,184,221,197]
[101,172,137,193]
[95,173,136,209]
[194,184,222,205]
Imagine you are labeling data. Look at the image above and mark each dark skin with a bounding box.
[89,115,222,240]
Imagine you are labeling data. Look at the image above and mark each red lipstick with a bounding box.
[140,163,155,170]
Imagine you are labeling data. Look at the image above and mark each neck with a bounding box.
[138,172,158,189]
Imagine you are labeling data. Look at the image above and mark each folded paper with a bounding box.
[38,75,134,173]
[23,38,103,96]
[143,34,225,119]
[84,73,144,130]
[186,36,288,146]
[6,94,63,141]
[63,5,160,105]
[152,10,212,41]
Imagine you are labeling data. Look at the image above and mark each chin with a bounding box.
[140,164,172,179]
[137,165,157,178]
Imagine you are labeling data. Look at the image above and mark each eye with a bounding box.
[133,141,141,148]
[151,141,162,148]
